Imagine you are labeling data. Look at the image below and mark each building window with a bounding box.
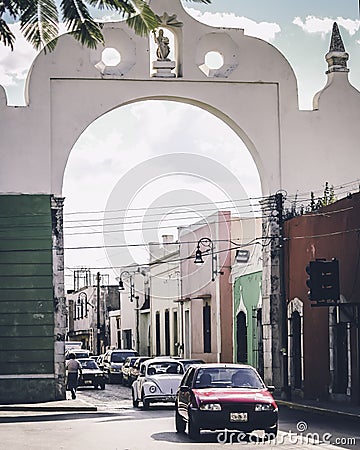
[203,302,211,353]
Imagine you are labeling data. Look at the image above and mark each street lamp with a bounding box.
[194,237,221,282]
[118,270,135,302]
[117,268,150,353]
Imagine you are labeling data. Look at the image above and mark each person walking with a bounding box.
[66,352,82,399]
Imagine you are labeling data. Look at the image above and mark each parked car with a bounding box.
[103,349,139,384]
[178,359,205,372]
[174,363,278,440]
[132,358,184,410]
[129,357,151,386]
[77,358,106,390]
[121,356,138,386]
[65,349,90,360]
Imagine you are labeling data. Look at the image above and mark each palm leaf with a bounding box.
[0,18,16,49]
[20,0,59,51]
[85,0,135,15]
[126,0,159,36]
[185,0,212,3]
[61,0,104,47]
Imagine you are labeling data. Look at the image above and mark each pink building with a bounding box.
[179,211,233,363]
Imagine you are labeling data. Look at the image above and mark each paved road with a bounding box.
[0,383,359,450]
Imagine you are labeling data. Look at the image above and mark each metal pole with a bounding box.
[136,295,140,352]
[96,271,101,355]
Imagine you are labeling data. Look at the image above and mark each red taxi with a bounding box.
[175,364,278,440]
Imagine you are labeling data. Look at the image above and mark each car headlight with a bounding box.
[255,403,274,411]
[149,385,156,393]
[200,403,222,411]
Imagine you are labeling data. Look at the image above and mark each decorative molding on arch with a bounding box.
[235,285,248,325]
[287,297,303,317]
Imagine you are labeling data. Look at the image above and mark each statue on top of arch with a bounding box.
[153,29,170,61]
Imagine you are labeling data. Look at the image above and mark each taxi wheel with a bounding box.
[175,410,186,433]
[264,424,278,440]
[188,412,200,440]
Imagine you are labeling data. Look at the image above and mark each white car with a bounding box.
[132,358,184,409]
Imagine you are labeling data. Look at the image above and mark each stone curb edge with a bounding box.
[0,400,97,412]
[277,400,360,421]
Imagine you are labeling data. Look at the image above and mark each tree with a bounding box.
[0,0,211,52]
[310,182,336,211]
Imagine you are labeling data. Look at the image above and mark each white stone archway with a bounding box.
[1,0,360,403]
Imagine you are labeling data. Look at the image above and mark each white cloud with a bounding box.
[293,16,360,38]
[0,23,37,86]
[0,22,69,89]
[185,7,281,42]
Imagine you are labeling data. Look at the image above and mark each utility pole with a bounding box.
[276,192,290,399]
[135,296,140,353]
[96,271,101,355]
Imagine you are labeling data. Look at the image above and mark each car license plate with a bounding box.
[85,380,92,385]
[230,412,248,422]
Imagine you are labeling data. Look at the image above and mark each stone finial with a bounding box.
[325,22,349,74]
[329,22,345,52]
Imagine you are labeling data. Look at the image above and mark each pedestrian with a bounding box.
[66,352,82,399]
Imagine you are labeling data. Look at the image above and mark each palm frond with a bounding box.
[61,0,104,47]
[0,18,16,49]
[0,0,21,18]
[85,0,135,16]
[126,0,159,36]
[184,0,212,3]
[20,0,59,51]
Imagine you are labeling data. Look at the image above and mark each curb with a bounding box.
[277,400,360,421]
[0,400,97,412]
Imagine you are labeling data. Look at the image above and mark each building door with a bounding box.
[203,302,211,353]
[164,310,170,355]
[334,321,348,394]
[236,311,248,363]
[155,312,161,356]
[123,329,132,349]
[184,310,190,358]
[291,311,302,389]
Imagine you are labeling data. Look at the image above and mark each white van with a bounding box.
[65,341,83,351]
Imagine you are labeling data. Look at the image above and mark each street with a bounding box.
[0,384,359,450]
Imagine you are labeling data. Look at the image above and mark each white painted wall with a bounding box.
[149,238,181,357]
[1,0,358,199]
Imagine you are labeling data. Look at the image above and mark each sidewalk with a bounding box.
[276,397,360,421]
[0,397,97,412]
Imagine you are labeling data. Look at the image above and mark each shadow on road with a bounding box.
[151,430,275,444]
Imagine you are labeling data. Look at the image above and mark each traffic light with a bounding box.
[306,261,321,300]
[305,259,340,301]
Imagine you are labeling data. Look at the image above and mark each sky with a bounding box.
[0,0,359,288]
